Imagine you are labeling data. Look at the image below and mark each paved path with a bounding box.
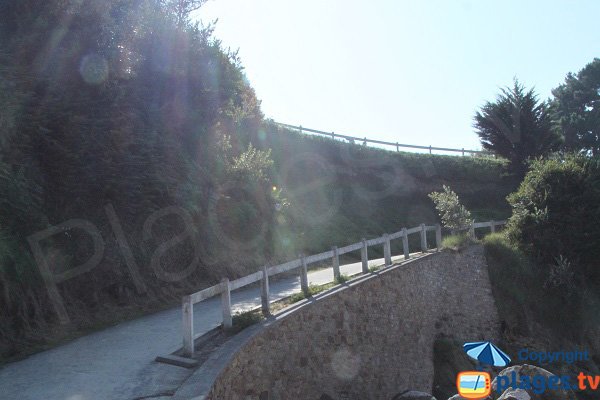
[0,254,416,400]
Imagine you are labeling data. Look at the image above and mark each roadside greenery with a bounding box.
[428,185,472,232]
[505,154,600,285]
[440,234,472,251]
[231,310,264,333]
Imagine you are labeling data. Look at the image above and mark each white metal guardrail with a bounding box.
[181,219,506,356]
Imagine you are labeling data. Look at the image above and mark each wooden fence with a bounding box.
[274,122,490,156]
[181,219,506,356]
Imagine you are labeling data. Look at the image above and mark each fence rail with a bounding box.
[181,219,506,356]
[274,122,489,156]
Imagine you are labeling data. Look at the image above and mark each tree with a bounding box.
[162,0,208,26]
[428,185,472,232]
[551,58,600,156]
[474,80,562,177]
[0,0,269,350]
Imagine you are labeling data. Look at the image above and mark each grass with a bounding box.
[257,121,517,260]
[230,310,265,333]
[335,273,350,284]
[223,281,342,334]
[288,282,336,303]
[482,233,535,337]
[441,233,472,251]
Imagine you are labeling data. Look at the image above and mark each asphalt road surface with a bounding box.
[0,254,416,400]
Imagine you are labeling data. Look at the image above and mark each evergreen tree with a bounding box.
[551,58,600,156]
[474,80,562,177]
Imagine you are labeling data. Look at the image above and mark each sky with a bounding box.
[193,0,600,152]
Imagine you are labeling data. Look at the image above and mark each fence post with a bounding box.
[261,265,270,316]
[420,223,427,251]
[300,254,309,296]
[396,142,399,152]
[469,220,475,239]
[429,145,432,154]
[383,234,392,266]
[332,246,340,281]
[462,148,465,156]
[435,224,442,250]
[221,278,232,329]
[490,220,496,233]
[182,295,194,357]
[402,228,409,260]
[361,238,369,273]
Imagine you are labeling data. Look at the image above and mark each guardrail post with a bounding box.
[361,238,369,273]
[435,224,442,250]
[383,234,392,266]
[300,254,309,296]
[182,295,194,357]
[420,223,427,251]
[261,266,270,316]
[221,278,232,329]
[332,246,340,281]
[469,220,475,239]
[490,220,496,233]
[402,228,409,260]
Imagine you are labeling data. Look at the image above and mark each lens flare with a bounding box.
[79,54,109,85]
[331,347,361,380]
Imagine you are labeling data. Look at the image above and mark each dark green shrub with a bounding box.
[505,154,600,283]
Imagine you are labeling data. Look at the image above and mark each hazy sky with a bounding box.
[194,0,599,152]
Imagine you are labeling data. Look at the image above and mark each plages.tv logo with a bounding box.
[456,371,491,399]
[456,341,511,399]
[457,341,600,396]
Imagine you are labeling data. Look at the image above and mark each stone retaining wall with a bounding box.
[206,246,500,400]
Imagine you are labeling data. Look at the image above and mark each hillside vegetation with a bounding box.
[254,122,517,256]
[0,1,518,361]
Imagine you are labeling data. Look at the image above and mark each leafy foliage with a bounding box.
[474,80,562,177]
[0,0,271,357]
[551,58,600,156]
[0,1,518,359]
[428,185,472,232]
[505,155,600,284]
[229,144,274,183]
[544,255,576,297]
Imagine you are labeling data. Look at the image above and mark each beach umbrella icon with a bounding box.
[463,341,511,367]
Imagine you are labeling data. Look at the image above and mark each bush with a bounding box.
[544,255,575,297]
[483,233,594,343]
[231,310,264,332]
[505,154,600,283]
[441,234,472,251]
[429,185,472,232]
